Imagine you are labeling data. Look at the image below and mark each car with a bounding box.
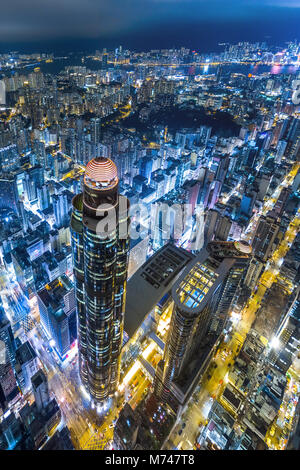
[178,429,183,435]
[182,423,186,429]
[103,428,107,433]
[109,424,114,429]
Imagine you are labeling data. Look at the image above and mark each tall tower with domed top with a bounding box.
[71,157,129,404]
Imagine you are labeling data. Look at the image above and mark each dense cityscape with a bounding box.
[0,36,299,454]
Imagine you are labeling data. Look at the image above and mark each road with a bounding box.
[0,159,298,450]
[164,166,300,450]
[242,162,299,244]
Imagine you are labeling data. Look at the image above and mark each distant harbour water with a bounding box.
[2,55,299,77]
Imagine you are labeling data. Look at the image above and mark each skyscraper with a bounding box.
[71,157,129,404]
[252,214,279,262]
[90,118,102,145]
[37,275,76,359]
[0,305,16,368]
[52,191,69,229]
[154,240,251,409]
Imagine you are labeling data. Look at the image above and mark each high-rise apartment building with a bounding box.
[252,214,279,262]
[90,118,102,145]
[71,157,129,403]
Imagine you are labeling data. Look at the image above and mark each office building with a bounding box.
[37,275,76,358]
[71,157,129,403]
[31,369,50,412]
[252,215,280,262]
[154,240,251,410]
[15,341,39,392]
[52,191,69,229]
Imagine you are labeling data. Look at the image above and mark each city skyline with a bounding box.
[0,2,299,454]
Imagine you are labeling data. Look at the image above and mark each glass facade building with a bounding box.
[71,157,129,403]
[154,240,251,403]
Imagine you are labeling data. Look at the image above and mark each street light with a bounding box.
[270,337,280,349]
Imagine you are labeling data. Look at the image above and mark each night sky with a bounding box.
[0,0,299,53]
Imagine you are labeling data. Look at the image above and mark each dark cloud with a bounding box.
[0,0,299,50]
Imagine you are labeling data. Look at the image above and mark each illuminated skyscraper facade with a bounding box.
[154,240,251,406]
[71,157,129,403]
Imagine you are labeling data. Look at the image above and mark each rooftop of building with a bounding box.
[41,427,74,450]
[172,241,250,317]
[37,274,73,313]
[15,341,37,366]
[222,385,243,411]
[31,369,46,390]
[124,243,194,339]
[175,259,219,310]
[11,247,32,268]
[84,157,118,190]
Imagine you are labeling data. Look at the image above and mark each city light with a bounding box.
[270,337,280,350]
[0,9,299,453]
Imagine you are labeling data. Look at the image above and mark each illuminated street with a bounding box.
[0,9,299,452]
